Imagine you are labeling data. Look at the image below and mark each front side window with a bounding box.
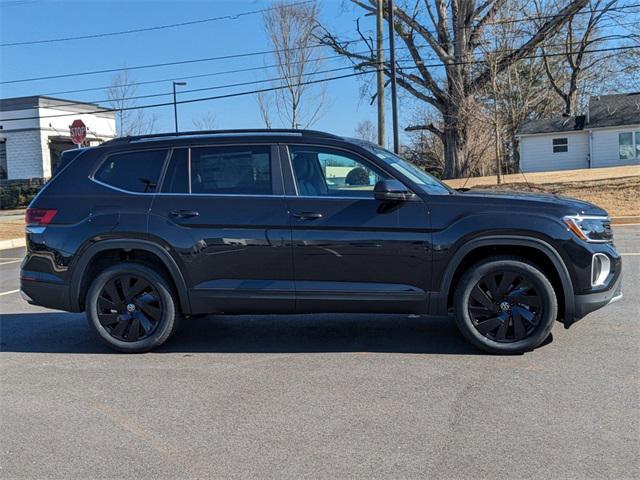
[364,145,451,195]
[289,145,388,198]
[619,132,634,160]
[94,149,167,193]
[552,137,568,153]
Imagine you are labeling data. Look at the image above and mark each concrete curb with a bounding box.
[0,237,25,251]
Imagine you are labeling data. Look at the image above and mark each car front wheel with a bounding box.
[454,256,558,354]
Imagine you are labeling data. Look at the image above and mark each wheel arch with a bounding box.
[434,236,575,326]
[69,239,191,314]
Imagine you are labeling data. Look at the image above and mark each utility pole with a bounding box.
[376,0,385,147]
[172,81,187,133]
[490,39,502,185]
[387,0,399,154]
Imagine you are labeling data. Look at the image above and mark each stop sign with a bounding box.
[70,119,87,145]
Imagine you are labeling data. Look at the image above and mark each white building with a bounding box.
[0,96,116,180]
[517,93,640,172]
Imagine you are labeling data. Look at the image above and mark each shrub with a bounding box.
[0,182,42,209]
[345,167,370,186]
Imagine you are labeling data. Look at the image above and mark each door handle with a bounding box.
[292,212,323,220]
[169,210,200,218]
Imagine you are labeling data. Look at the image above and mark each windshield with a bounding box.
[363,145,452,195]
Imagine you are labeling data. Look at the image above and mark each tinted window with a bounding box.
[190,146,271,195]
[289,145,388,198]
[95,150,167,193]
[161,149,189,193]
[552,137,568,153]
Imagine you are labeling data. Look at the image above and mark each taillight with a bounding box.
[25,208,57,226]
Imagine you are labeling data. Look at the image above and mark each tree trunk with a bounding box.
[442,101,467,179]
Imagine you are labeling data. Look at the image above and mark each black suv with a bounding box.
[21,129,622,354]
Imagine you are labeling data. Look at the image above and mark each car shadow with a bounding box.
[0,311,513,355]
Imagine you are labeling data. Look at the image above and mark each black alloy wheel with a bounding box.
[468,271,542,342]
[454,256,557,354]
[86,262,179,353]
[96,274,163,342]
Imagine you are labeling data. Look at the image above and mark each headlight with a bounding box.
[563,215,612,242]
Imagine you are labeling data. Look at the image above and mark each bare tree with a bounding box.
[107,71,158,137]
[355,120,377,142]
[192,111,217,131]
[259,0,326,128]
[318,0,589,178]
[537,0,618,115]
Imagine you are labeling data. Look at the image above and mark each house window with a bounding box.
[637,131,640,159]
[619,132,636,160]
[0,140,6,180]
[552,138,568,153]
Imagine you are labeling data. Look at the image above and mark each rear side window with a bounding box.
[161,145,272,195]
[94,150,167,193]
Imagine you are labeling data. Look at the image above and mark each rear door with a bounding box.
[149,143,294,314]
[281,144,431,313]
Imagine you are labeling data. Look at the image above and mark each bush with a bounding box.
[0,182,42,209]
[345,167,370,186]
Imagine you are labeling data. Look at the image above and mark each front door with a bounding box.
[282,144,431,313]
[149,144,294,314]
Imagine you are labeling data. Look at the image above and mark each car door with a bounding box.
[149,143,294,314]
[281,143,431,314]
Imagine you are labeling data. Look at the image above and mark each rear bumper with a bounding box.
[571,273,623,323]
[20,278,73,312]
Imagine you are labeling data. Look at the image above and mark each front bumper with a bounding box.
[572,272,623,323]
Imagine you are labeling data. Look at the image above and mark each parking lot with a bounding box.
[1,225,638,479]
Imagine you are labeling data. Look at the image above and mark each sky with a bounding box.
[0,0,396,139]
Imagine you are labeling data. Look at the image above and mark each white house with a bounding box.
[517,93,640,172]
[0,96,116,180]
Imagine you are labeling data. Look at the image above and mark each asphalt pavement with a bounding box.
[1,226,639,479]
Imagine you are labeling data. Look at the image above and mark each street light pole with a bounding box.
[387,0,399,154]
[172,81,187,133]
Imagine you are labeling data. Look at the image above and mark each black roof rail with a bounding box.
[100,129,341,146]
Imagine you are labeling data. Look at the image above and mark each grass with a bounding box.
[444,165,640,218]
[0,221,25,242]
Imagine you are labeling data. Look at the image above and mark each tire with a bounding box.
[454,256,557,354]
[86,262,180,353]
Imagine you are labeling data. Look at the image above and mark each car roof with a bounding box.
[99,129,347,148]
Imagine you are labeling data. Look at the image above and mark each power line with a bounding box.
[34,50,376,98]
[0,38,366,86]
[2,44,637,123]
[0,0,313,47]
[25,31,625,110]
[32,64,368,110]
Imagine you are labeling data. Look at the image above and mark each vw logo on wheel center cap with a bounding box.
[499,301,511,312]
[126,303,136,313]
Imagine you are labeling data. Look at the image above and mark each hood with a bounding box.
[458,189,608,216]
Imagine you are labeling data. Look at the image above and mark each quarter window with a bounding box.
[619,132,640,160]
[289,145,388,198]
[94,149,167,193]
[552,137,568,153]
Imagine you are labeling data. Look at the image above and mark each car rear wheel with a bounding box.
[454,256,557,354]
[86,263,180,353]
